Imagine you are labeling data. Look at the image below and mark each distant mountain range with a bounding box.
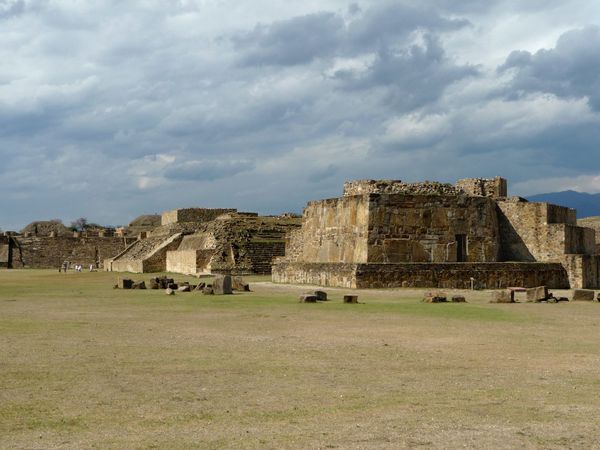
[526,191,600,218]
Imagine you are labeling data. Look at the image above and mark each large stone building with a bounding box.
[272,177,600,289]
[105,208,301,275]
[0,225,136,270]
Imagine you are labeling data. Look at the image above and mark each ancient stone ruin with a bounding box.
[0,222,136,270]
[105,208,301,275]
[272,177,600,289]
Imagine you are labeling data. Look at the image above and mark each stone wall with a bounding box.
[9,235,135,269]
[283,193,500,265]
[273,262,570,289]
[343,179,462,197]
[578,217,600,253]
[366,194,499,263]
[161,208,237,226]
[0,236,9,268]
[166,250,200,275]
[498,200,589,261]
[286,196,371,263]
[560,254,600,289]
[456,177,507,198]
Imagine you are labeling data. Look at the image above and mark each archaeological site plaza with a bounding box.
[272,177,600,290]
[2,176,600,291]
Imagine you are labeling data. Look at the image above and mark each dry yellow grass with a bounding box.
[1,270,600,449]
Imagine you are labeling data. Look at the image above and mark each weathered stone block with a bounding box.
[490,290,513,303]
[423,292,447,303]
[343,295,359,304]
[299,294,318,303]
[165,288,175,295]
[232,276,250,291]
[304,290,327,301]
[526,286,548,303]
[213,275,233,295]
[573,289,595,301]
[451,295,467,303]
[202,286,214,295]
[178,285,191,292]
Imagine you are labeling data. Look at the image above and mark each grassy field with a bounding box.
[1,270,600,449]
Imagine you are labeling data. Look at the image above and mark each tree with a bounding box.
[70,217,88,231]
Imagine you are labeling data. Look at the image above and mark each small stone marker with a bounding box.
[213,275,233,295]
[299,294,318,303]
[451,295,467,303]
[343,295,359,304]
[178,285,191,292]
[167,283,178,290]
[303,290,328,301]
[526,286,548,302]
[202,286,214,295]
[314,290,328,301]
[149,279,160,290]
[423,292,447,303]
[573,289,595,301]
[165,288,175,295]
[118,278,133,290]
[490,290,514,303]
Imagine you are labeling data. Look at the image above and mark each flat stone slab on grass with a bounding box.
[232,276,251,292]
[490,290,514,303]
[423,292,447,303]
[526,286,549,303]
[299,294,318,303]
[573,289,595,301]
[343,295,359,304]
[303,290,328,301]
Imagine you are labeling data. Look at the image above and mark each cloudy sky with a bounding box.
[1,0,600,229]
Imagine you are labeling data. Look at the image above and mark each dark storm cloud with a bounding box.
[346,2,470,50]
[234,12,346,66]
[335,34,479,111]
[499,26,600,110]
[234,1,470,67]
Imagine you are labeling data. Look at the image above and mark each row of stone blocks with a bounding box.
[490,287,598,303]
[116,275,250,295]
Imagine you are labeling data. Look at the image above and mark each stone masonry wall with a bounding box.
[10,235,135,269]
[498,200,590,261]
[161,208,237,226]
[343,180,463,197]
[285,195,371,263]
[560,254,600,289]
[166,250,199,275]
[0,236,10,268]
[272,262,570,289]
[456,177,508,198]
[366,194,499,263]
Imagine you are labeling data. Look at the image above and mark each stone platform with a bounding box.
[272,262,570,289]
